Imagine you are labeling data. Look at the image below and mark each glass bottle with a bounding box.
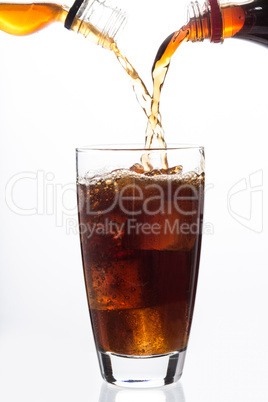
[188,0,268,45]
[0,0,126,49]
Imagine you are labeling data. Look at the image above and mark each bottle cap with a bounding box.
[208,0,222,43]
[65,0,85,30]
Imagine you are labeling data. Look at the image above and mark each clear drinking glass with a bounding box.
[76,144,205,387]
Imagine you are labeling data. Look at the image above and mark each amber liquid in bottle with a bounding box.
[0,3,67,35]
[0,3,118,47]
[226,0,268,44]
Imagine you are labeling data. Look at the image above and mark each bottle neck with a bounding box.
[65,0,126,49]
[187,0,223,43]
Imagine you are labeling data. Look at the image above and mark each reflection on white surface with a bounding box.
[99,381,185,402]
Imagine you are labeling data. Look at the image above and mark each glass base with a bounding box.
[97,349,186,388]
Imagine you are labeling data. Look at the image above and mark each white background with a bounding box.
[0,0,268,401]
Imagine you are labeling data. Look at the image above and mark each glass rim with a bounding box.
[76,143,204,152]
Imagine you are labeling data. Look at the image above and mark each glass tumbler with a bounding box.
[76,144,205,387]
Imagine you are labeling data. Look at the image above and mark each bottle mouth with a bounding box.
[77,0,127,47]
[100,6,126,44]
[187,1,205,42]
[187,0,223,43]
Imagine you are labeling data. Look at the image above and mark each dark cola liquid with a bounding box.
[234,0,268,45]
[77,167,204,356]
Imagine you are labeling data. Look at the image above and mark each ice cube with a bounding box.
[130,163,145,174]
[162,165,183,175]
[122,206,198,252]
